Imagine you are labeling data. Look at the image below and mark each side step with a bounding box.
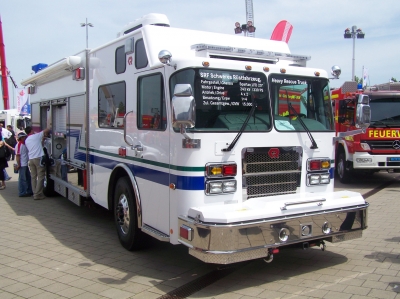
[141,224,170,242]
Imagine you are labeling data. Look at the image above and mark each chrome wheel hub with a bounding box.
[116,194,130,235]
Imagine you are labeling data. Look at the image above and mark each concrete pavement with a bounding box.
[0,172,399,299]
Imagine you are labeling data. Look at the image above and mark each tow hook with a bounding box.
[263,248,279,263]
[320,240,326,251]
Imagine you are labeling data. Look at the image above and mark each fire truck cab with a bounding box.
[332,81,400,183]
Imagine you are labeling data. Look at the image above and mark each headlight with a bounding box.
[360,143,371,150]
[279,228,290,242]
[206,179,237,195]
[307,173,330,186]
[322,222,332,234]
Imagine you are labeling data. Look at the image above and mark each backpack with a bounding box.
[6,131,17,147]
[0,145,6,159]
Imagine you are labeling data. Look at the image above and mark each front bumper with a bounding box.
[178,201,368,264]
[353,152,400,169]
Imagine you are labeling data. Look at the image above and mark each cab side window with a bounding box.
[98,81,126,128]
[135,39,148,69]
[115,46,126,74]
[137,73,166,130]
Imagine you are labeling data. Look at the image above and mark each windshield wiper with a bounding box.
[284,89,318,149]
[288,102,318,149]
[222,96,257,152]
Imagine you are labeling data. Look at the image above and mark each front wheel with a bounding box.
[336,152,352,184]
[114,176,144,250]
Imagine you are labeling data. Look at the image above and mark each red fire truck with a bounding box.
[332,81,400,183]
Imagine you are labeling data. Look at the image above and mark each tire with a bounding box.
[114,176,144,250]
[336,151,352,184]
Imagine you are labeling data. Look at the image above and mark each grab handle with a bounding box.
[281,198,326,210]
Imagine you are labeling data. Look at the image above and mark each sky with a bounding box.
[1,0,400,109]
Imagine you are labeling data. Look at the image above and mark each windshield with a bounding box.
[370,97,400,125]
[269,75,334,131]
[170,68,271,131]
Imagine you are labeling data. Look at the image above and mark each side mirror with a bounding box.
[331,65,341,79]
[355,94,371,130]
[172,84,196,129]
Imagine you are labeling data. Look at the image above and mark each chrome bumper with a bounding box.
[178,203,368,264]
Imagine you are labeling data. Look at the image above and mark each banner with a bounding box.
[362,67,368,87]
[271,20,293,43]
[16,88,30,115]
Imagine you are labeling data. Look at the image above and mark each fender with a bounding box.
[110,163,143,229]
[337,139,353,162]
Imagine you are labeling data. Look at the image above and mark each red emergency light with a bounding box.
[28,86,36,94]
[73,67,85,81]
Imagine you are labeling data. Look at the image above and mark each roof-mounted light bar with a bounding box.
[191,43,310,64]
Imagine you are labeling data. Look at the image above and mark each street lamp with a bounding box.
[80,18,93,49]
[344,25,365,81]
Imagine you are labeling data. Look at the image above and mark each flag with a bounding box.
[271,20,293,43]
[16,88,30,115]
[362,67,368,87]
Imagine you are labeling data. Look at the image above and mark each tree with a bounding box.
[391,77,397,82]
[354,76,362,84]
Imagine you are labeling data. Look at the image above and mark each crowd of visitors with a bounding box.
[0,124,50,200]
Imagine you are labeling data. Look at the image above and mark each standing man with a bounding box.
[0,124,14,181]
[25,126,51,200]
[15,132,33,197]
[6,125,17,160]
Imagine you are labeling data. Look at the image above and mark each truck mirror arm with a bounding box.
[333,128,365,144]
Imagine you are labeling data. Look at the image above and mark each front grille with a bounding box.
[363,140,400,150]
[243,147,302,199]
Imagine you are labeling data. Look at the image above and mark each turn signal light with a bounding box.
[307,158,330,171]
[180,225,193,241]
[206,163,237,178]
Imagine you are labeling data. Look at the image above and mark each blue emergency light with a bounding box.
[31,63,48,73]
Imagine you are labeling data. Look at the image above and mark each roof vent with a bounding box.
[117,13,170,37]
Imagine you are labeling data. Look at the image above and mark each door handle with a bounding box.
[123,110,134,147]
[134,144,143,153]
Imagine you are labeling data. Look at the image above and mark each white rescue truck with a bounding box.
[22,14,370,264]
[0,109,31,131]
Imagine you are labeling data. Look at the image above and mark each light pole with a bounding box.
[80,18,93,48]
[344,25,365,81]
